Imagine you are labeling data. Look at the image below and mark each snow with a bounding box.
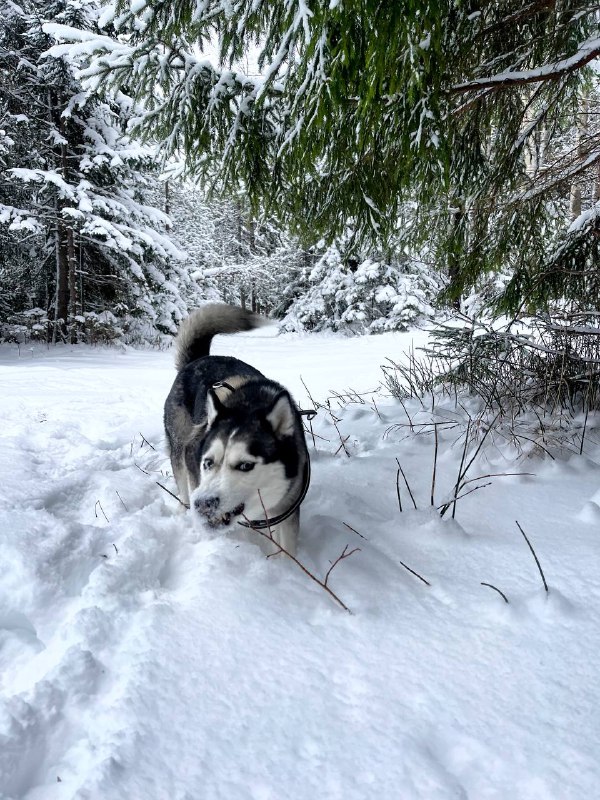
[1,329,599,799]
[453,35,600,91]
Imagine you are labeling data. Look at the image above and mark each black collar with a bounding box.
[237,457,311,530]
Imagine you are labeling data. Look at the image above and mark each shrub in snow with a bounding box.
[383,312,600,423]
[281,246,441,334]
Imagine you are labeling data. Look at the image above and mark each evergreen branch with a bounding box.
[451,36,600,94]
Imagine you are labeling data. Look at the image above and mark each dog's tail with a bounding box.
[174,303,268,371]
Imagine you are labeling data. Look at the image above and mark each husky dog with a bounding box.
[164,304,309,555]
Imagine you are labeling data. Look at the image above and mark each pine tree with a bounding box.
[0,0,196,343]
[282,244,439,334]
[46,1,600,312]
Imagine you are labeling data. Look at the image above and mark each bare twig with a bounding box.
[300,375,320,411]
[395,464,403,512]
[139,433,156,451]
[302,424,329,443]
[334,433,352,457]
[580,407,589,456]
[156,480,189,509]
[439,481,493,507]
[343,521,368,540]
[515,520,549,593]
[242,490,355,613]
[399,560,431,586]
[94,500,109,523]
[449,420,471,519]
[395,458,417,509]
[460,471,534,488]
[441,414,502,518]
[331,415,351,457]
[324,545,361,587]
[115,490,128,511]
[371,398,382,420]
[305,420,317,448]
[431,425,439,506]
[481,582,509,603]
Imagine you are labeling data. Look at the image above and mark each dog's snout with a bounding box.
[194,495,220,514]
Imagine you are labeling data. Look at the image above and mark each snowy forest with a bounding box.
[1,0,599,344]
[3,6,600,799]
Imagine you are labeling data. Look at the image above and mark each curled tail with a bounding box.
[174,303,268,371]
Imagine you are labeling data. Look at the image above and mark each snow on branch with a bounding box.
[451,35,600,94]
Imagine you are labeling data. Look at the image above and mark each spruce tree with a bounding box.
[48,1,600,312]
[0,0,194,342]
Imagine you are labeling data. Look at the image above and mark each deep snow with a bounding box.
[1,328,599,800]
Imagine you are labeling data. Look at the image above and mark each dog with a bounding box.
[164,304,310,555]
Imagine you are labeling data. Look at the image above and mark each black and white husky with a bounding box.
[164,304,309,555]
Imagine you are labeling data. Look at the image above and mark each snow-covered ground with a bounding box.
[1,328,599,800]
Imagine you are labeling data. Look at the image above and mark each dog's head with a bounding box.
[189,389,299,528]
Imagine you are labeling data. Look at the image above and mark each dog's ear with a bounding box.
[206,388,226,428]
[265,391,296,438]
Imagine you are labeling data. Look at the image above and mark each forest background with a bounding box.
[1,1,599,346]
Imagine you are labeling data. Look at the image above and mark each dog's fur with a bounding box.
[164,304,309,554]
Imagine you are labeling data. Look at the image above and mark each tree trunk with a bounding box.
[67,226,78,342]
[164,179,171,224]
[448,202,463,311]
[570,96,587,220]
[55,219,69,341]
[593,160,600,204]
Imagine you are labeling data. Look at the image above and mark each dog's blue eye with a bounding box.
[202,458,214,470]
[237,462,255,472]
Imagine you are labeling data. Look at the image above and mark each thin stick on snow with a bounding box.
[139,433,156,451]
[399,560,431,586]
[395,464,403,512]
[303,422,328,443]
[94,500,109,523]
[324,545,361,587]
[156,480,189,509]
[115,490,128,511]
[300,375,320,411]
[515,520,549,593]
[445,421,472,519]
[431,425,439,506]
[579,407,589,456]
[481,582,509,603]
[331,415,351,457]
[371,398,382,420]
[343,521,368,540]
[438,481,493,507]
[304,419,317,448]
[460,472,534,488]
[395,458,417,509]
[242,490,355,613]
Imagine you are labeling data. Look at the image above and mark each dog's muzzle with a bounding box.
[193,495,245,527]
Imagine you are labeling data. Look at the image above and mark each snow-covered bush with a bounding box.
[281,246,441,334]
[0,307,178,346]
[383,313,600,418]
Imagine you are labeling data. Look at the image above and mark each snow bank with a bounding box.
[0,330,599,799]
